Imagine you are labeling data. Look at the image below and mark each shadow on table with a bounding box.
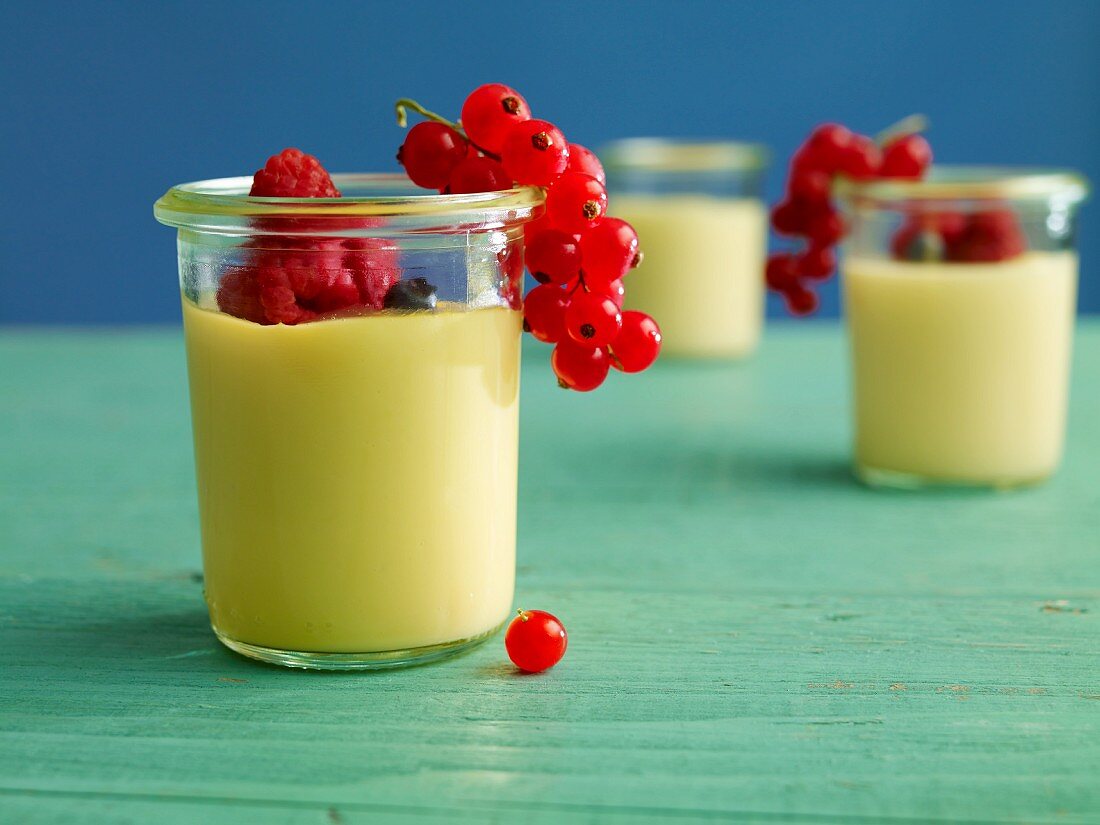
[604,436,855,496]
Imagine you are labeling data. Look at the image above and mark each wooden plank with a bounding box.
[1,323,1098,823]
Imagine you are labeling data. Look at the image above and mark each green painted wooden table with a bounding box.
[2,322,1099,824]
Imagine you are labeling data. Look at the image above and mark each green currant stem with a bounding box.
[874,114,929,148]
[394,97,502,161]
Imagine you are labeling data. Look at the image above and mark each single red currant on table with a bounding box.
[393,84,662,390]
[505,609,567,673]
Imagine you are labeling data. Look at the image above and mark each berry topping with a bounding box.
[501,120,570,186]
[765,253,800,292]
[523,283,569,343]
[838,135,882,180]
[784,285,820,316]
[879,134,933,179]
[505,609,567,673]
[609,311,662,373]
[216,268,267,325]
[392,85,660,390]
[565,143,606,184]
[889,209,1025,263]
[579,217,640,283]
[384,277,438,311]
[545,173,608,234]
[564,290,622,346]
[445,155,512,194]
[460,84,531,155]
[397,122,469,189]
[526,229,582,285]
[250,148,341,198]
[551,337,610,392]
[948,209,1027,262]
[767,116,935,313]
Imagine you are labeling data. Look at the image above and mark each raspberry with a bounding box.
[342,238,401,309]
[250,148,341,198]
[215,267,267,324]
[218,235,399,326]
[948,210,1027,263]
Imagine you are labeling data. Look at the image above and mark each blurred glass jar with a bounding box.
[602,139,770,359]
[837,167,1089,489]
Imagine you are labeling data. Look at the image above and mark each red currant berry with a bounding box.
[551,338,610,391]
[578,217,639,282]
[505,609,567,673]
[879,133,933,179]
[796,245,836,280]
[770,199,813,236]
[502,120,570,186]
[523,210,554,247]
[609,311,661,373]
[565,143,606,184]
[526,230,581,284]
[806,123,854,171]
[565,289,622,346]
[445,155,512,194]
[522,283,569,343]
[397,121,469,189]
[546,173,608,234]
[789,167,831,203]
[807,210,845,246]
[765,253,800,292]
[599,277,626,309]
[784,285,820,316]
[460,83,531,155]
[838,135,881,180]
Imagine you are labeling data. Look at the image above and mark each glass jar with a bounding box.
[836,168,1089,489]
[154,175,542,668]
[601,139,770,359]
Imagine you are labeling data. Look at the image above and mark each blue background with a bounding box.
[1,0,1097,324]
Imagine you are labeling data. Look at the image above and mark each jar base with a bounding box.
[855,462,1052,492]
[213,621,505,671]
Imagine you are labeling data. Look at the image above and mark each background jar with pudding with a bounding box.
[155,176,541,669]
[836,168,1089,489]
[601,139,770,359]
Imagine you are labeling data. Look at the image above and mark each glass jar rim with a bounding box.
[835,165,1089,205]
[599,138,770,173]
[154,173,544,235]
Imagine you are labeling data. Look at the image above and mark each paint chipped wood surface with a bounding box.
[1,324,1098,823]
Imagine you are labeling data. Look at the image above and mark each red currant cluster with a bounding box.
[396,84,662,391]
[766,123,933,314]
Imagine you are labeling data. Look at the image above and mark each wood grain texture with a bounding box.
[1,323,1098,824]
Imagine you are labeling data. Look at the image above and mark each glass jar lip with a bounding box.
[599,138,770,173]
[154,173,544,232]
[834,165,1089,204]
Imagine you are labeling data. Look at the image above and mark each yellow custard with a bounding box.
[614,194,767,359]
[182,300,521,653]
[843,251,1078,486]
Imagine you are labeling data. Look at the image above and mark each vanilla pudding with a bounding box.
[183,300,521,656]
[844,252,1078,486]
[615,194,767,358]
[602,139,770,359]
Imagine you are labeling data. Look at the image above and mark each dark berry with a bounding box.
[384,277,438,310]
